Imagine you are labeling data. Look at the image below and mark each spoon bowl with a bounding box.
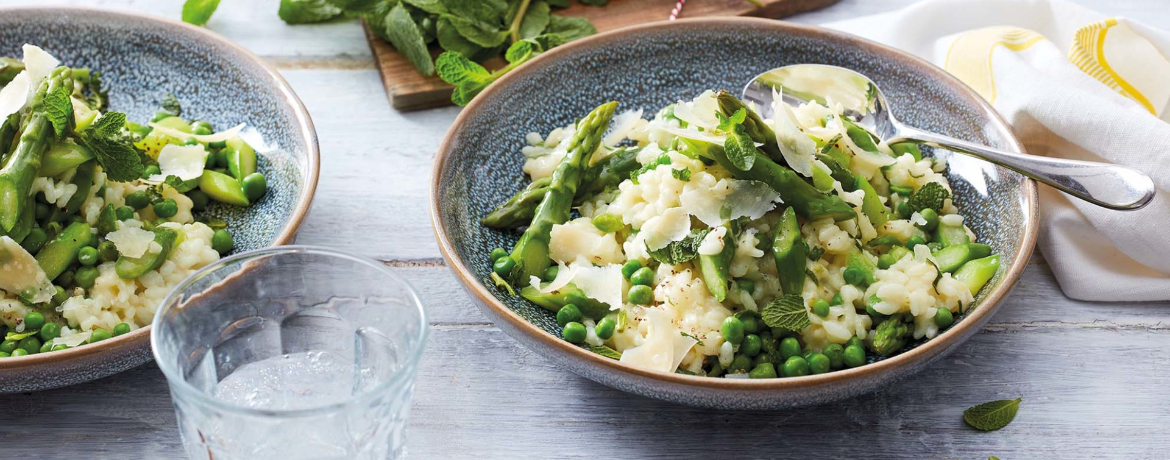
[744,64,1155,210]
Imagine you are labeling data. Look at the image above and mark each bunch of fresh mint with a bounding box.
[182,0,606,106]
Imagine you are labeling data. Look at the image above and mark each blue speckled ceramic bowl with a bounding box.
[0,7,319,392]
[432,18,1038,409]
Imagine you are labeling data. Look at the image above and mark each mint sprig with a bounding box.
[78,112,144,182]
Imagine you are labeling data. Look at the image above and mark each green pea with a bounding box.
[492,256,515,277]
[878,253,898,269]
[0,351,8,358]
[188,190,210,212]
[209,140,228,149]
[242,173,268,202]
[489,247,508,262]
[125,191,152,210]
[115,205,135,221]
[51,344,68,351]
[39,341,53,353]
[823,343,845,369]
[846,336,865,350]
[595,317,616,340]
[812,298,830,318]
[75,267,100,289]
[621,259,642,279]
[934,307,954,328]
[627,285,653,305]
[181,137,200,146]
[843,266,867,287]
[905,235,926,249]
[211,229,234,255]
[735,311,760,333]
[20,227,48,254]
[556,304,582,327]
[562,321,587,344]
[741,334,762,357]
[542,265,559,282]
[51,286,68,305]
[780,337,801,359]
[98,241,119,263]
[782,356,809,377]
[89,328,112,343]
[721,316,745,345]
[737,278,755,294]
[749,362,777,379]
[17,336,41,355]
[35,202,51,221]
[727,355,752,373]
[865,295,886,320]
[58,269,75,287]
[590,213,624,233]
[11,348,28,357]
[831,293,843,306]
[153,199,179,219]
[808,353,831,374]
[24,311,45,330]
[191,120,213,135]
[113,323,131,336]
[77,246,99,266]
[40,322,61,341]
[896,201,911,218]
[150,111,172,123]
[141,164,162,179]
[630,267,655,286]
[917,208,940,231]
[843,344,866,368]
[0,340,17,353]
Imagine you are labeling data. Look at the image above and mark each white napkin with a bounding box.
[825,0,1170,301]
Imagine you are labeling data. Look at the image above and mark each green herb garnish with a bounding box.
[760,294,810,332]
[963,397,1022,431]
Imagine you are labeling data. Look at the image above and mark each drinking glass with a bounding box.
[152,246,428,460]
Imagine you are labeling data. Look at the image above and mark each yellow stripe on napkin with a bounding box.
[944,27,1046,104]
[1069,18,1170,117]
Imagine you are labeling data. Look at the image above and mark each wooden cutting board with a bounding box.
[365,0,840,111]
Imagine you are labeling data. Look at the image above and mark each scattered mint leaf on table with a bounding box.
[963,397,1022,431]
[181,0,221,26]
[278,0,344,24]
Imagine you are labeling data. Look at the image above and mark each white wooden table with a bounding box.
[3,1,1169,458]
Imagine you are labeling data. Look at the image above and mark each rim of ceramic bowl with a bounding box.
[0,6,321,371]
[431,17,1039,393]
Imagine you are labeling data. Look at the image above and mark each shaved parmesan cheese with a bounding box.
[148,144,208,182]
[0,236,56,304]
[569,263,624,311]
[697,226,727,255]
[0,72,30,122]
[548,218,624,265]
[768,91,818,177]
[105,227,156,258]
[681,178,781,227]
[656,124,726,147]
[21,44,59,88]
[909,211,928,227]
[619,307,696,373]
[671,91,721,130]
[602,109,644,147]
[148,122,245,144]
[641,207,691,251]
[531,262,576,294]
[52,330,92,348]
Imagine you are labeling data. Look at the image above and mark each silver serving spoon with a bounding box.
[742,64,1155,210]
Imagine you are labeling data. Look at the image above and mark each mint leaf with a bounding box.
[761,295,810,332]
[444,15,509,48]
[435,16,485,58]
[43,85,73,137]
[436,51,494,106]
[646,229,709,265]
[723,123,757,171]
[162,175,199,193]
[322,0,379,14]
[716,108,747,132]
[160,93,181,117]
[504,40,536,64]
[518,0,551,40]
[182,0,221,26]
[79,112,144,182]
[279,0,343,24]
[671,168,691,182]
[382,3,434,76]
[545,15,596,42]
[402,0,447,14]
[963,398,1021,431]
[589,345,621,360]
[908,182,951,213]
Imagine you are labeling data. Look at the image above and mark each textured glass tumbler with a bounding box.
[152,246,428,460]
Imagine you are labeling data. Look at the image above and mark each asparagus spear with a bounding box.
[508,101,618,281]
[683,139,855,222]
[519,283,610,320]
[771,206,806,295]
[0,114,18,160]
[0,67,72,232]
[698,222,736,301]
[0,57,23,86]
[870,315,912,356]
[482,147,641,230]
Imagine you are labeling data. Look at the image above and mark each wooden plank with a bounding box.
[367,0,841,111]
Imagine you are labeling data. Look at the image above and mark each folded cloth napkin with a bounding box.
[824,0,1170,301]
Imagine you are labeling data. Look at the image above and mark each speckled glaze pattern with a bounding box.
[433,18,1038,409]
[0,8,319,393]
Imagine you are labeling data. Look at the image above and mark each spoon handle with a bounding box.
[895,127,1155,210]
